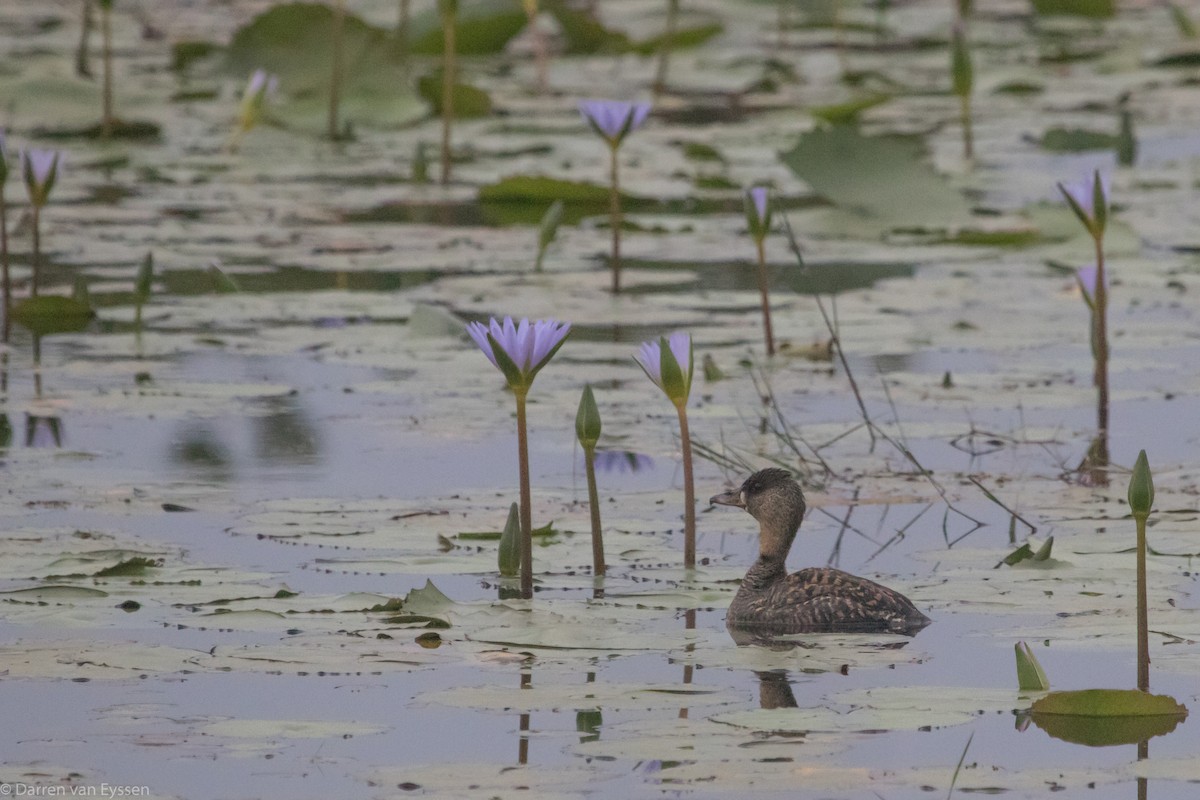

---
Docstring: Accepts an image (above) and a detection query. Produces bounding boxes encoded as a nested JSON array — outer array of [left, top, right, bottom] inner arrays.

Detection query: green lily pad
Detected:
[[405, 0, 527, 55], [1039, 128, 1119, 153], [1031, 0, 1115, 18], [416, 72, 492, 118], [1030, 689, 1187, 746], [810, 94, 891, 126], [628, 23, 724, 56], [11, 295, 96, 335], [780, 125, 971, 233], [225, 3, 426, 130]]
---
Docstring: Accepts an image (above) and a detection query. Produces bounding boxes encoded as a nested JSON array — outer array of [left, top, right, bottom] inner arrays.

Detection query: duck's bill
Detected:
[[709, 488, 745, 508]]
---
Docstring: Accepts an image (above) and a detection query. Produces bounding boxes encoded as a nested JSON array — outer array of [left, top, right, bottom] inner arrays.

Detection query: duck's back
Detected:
[[728, 566, 930, 635]]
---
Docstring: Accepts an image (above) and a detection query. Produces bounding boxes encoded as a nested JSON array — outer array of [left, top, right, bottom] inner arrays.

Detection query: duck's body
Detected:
[[712, 468, 930, 636]]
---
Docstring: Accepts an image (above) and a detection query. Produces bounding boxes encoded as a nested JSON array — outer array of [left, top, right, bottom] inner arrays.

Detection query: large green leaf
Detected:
[[225, 3, 426, 130], [416, 72, 492, 118], [779, 125, 972, 233], [405, 1, 528, 55], [1030, 689, 1187, 746]]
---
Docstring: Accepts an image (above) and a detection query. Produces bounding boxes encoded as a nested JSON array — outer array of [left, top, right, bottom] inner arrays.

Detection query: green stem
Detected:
[[959, 92, 973, 162], [101, 2, 113, 138], [525, 2, 548, 92], [609, 145, 621, 293], [1135, 513, 1149, 692], [755, 238, 775, 356], [675, 401, 696, 569], [583, 446, 605, 575], [515, 389, 533, 598], [653, 0, 680, 97], [329, 0, 345, 141], [440, 6, 457, 185], [1092, 233, 1109, 448], [1, 188, 10, 343], [31, 204, 41, 298]]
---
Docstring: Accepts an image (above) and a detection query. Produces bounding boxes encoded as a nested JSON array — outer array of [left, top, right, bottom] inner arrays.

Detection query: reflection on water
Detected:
[[24, 413, 63, 448], [252, 396, 320, 465], [171, 423, 233, 482], [592, 450, 654, 474], [755, 670, 799, 710], [622, 259, 914, 297]]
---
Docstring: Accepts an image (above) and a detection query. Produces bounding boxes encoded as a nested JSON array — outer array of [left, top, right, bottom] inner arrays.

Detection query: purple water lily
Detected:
[[467, 316, 571, 390], [579, 100, 651, 147], [634, 331, 693, 405]]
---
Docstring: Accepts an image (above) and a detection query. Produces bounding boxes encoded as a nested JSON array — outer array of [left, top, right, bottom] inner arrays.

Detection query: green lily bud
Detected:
[[1128, 449, 1154, 519], [576, 384, 601, 450]]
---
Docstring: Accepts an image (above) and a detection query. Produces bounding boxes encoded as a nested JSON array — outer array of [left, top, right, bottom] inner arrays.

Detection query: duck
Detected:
[[710, 468, 930, 636]]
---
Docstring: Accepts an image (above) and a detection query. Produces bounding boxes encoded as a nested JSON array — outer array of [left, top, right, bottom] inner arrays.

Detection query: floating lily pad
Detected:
[[11, 296, 96, 335], [1030, 0, 1115, 18], [1030, 689, 1188, 746]]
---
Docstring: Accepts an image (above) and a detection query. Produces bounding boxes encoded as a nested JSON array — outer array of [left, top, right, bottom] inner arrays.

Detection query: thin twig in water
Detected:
[[781, 213, 877, 449], [864, 503, 934, 564], [967, 476, 1038, 535], [947, 730, 975, 800]]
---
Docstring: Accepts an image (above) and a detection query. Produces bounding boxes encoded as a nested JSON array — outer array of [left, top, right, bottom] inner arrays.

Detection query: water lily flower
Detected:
[[634, 331, 693, 407], [20, 148, 61, 298], [467, 316, 570, 597], [580, 100, 651, 293], [634, 331, 697, 568], [745, 186, 771, 242], [229, 69, 278, 151], [22, 149, 60, 209], [580, 100, 651, 149], [1058, 170, 1109, 240], [1059, 170, 1112, 472], [466, 316, 570, 392]]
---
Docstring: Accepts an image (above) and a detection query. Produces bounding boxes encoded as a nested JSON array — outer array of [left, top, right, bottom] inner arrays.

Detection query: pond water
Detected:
[[3, 0, 1200, 798]]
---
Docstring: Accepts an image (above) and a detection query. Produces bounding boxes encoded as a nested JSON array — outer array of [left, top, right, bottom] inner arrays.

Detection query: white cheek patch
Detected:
[[740, 490, 747, 506]]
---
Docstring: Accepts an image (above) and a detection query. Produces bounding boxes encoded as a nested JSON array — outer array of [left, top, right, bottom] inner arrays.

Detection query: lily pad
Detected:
[[780, 125, 972, 233], [11, 296, 96, 335], [1030, 689, 1188, 746]]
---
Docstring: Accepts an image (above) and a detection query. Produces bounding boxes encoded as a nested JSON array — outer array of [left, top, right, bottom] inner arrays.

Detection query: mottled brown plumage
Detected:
[[711, 468, 930, 636]]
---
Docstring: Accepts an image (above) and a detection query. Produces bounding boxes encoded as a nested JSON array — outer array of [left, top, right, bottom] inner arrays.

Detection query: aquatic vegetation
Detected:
[[534, 199, 563, 272], [133, 251, 153, 331], [98, 0, 115, 137], [229, 68, 277, 152], [579, 99, 651, 293], [950, 17, 973, 161], [1128, 450, 1153, 692], [20, 148, 60, 299], [328, 0, 346, 141], [467, 316, 570, 597], [575, 384, 604, 576], [439, 0, 458, 184], [0, 131, 10, 341], [634, 331, 696, 568], [744, 185, 775, 356], [1058, 170, 1111, 475], [1015, 641, 1050, 692]]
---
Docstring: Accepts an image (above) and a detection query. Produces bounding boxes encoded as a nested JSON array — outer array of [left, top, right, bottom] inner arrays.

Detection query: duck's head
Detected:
[[710, 468, 807, 558]]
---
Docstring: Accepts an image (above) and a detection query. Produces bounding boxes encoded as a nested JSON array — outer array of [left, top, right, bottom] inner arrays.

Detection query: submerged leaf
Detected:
[[11, 296, 95, 335]]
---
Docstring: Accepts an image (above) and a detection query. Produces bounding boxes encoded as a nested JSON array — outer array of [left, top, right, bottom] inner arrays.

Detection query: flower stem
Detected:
[[608, 144, 622, 293], [440, 4, 457, 185], [675, 401, 695, 569], [101, 1, 113, 138], [653, 0, 680, 97], [583, 446, 605, 576], [328, 0, 346, 141], [1093, 233, 1109, 451], [514, 389, 534, 598], [959, 92, 973, 162], [755, 238, 775, 356], [1, 187, 10, 342], [1135, 512, 1149, 691], [31, 204, 41, 298]]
